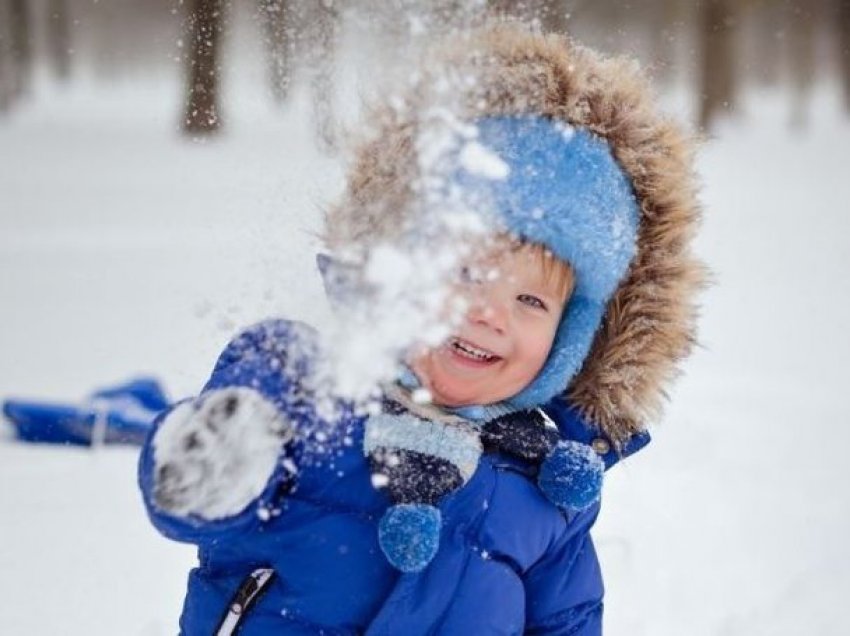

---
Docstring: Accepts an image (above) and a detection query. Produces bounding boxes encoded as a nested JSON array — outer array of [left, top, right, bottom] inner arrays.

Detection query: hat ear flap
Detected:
[[316, 253, 366, 309]]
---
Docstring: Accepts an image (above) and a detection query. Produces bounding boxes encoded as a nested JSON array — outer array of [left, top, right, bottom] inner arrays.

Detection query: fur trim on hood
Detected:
[[324, 23, 705, 447]]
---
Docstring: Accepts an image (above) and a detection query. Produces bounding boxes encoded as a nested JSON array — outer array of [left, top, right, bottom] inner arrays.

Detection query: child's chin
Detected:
[[429, 380, 500, 408]]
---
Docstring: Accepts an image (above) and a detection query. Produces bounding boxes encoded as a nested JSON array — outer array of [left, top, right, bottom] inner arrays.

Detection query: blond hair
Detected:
[[502, 235, 575, 304]]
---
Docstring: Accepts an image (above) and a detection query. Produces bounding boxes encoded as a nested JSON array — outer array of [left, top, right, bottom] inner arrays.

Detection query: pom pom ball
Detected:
[[538, 440, 604, 512], [378, 503, 442, 572]]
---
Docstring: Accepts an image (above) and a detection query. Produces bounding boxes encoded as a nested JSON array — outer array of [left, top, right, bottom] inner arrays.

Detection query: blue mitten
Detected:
[[150, 320, 325, 521]]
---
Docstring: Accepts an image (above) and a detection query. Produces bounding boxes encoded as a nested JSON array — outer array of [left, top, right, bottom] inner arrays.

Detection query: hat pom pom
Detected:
[[538, 440, 604, 512], [378, 503, 442, 572]]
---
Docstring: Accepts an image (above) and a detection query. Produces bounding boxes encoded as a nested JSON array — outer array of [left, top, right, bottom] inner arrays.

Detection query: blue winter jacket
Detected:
[[138, 320, 648, 635]]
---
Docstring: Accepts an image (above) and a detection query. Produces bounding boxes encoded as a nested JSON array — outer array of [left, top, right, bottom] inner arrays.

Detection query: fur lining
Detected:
[[325, 22, 706, 447]]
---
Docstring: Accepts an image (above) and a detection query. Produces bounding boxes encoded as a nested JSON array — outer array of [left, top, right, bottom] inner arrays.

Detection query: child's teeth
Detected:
[[453, 339, 495, 361]]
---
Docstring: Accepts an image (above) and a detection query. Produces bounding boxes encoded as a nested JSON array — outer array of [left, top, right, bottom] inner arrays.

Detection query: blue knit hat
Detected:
[[450, 116, 640, 409]]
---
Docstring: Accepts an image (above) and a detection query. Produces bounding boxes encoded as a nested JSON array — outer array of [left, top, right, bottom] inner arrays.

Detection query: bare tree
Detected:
[[699, 0, 738, 131], [309, 1, 339, 153], [0, 1, 11, 112], [183, 0, 226, 135], [787, 0, 816, 128], [750, 0, 784, 87], [8, 0, 33, 100], [646, 0, 683, 85], [487, 0, 576, 31], [840, 0, 850, 112], [260, 0, 292, 103], [47, 0, 73, 81], [539, 0, 571, 35]]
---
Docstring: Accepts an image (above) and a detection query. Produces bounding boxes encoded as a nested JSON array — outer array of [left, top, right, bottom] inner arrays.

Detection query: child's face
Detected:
[[410, 241, 573, 407]]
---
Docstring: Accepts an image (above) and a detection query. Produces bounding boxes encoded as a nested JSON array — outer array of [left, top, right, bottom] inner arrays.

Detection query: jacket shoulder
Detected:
[[212, 318, 319, 368], [203, 319, 321, 393]]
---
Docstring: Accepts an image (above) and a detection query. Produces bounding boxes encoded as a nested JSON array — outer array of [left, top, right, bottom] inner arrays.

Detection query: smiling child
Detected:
[[138, 23, 703, 635]]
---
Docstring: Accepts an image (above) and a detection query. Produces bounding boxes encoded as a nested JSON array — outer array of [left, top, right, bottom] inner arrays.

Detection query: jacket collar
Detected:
[[542, 397, 650, 471]]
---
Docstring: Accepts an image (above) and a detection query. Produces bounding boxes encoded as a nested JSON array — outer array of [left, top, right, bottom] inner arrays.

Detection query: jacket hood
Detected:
[[324, 23, 705, 447]]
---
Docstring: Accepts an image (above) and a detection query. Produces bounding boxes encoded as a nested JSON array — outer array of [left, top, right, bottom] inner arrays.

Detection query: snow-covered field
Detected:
[[2, 67, 850, 635]]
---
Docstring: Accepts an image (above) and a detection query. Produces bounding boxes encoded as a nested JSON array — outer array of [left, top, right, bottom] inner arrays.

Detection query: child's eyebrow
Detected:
[[534, 271, 574, 303]]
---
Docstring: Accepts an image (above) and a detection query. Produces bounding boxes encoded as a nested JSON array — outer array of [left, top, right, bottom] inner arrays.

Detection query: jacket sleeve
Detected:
[[522, 503, 604, 635], [137, 319, 325, 546]]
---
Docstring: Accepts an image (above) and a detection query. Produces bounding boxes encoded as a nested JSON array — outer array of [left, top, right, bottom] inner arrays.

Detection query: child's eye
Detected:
[[518, 294, 547, 310], [459, 266, 481, 284]]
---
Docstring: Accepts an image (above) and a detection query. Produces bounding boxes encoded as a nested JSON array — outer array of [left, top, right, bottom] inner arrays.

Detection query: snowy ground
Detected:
[[3, 68, 850, 635]]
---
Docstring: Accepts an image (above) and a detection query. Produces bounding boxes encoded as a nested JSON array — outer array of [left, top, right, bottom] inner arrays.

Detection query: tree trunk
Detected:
[[787, 0, 815, 129], [183, 0, 225, 135], [310, 1, 338, 153], [8, 0, 33, 99], [47, 0, 73, 82], [840, 0, 850, 113], [540, 0, 569, 34], [699, 0, 737, 132], [648, 0, 682, 85], [751, 0, 784, 87], [0, 1, 11, 112], [260, 0, 291, 103]]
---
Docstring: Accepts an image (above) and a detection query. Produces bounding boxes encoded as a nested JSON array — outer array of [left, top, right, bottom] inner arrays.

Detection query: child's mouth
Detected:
[[448, 337, 501, 365]]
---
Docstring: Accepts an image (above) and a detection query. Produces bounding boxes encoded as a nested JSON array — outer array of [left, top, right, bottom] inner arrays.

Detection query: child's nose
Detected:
[[466, 291, 509, 334]]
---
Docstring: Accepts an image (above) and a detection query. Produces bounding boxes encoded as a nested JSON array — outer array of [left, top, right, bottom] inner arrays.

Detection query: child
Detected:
[[139, 23, 702, 635]]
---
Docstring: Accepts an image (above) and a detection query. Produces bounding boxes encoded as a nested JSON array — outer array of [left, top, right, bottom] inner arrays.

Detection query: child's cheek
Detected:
[[529, 327, 559, 372]]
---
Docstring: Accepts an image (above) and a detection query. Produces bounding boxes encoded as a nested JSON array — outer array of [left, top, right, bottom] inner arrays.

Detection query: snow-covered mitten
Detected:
[[150, 320, 323, 521], [152, 387, 296, 520], [364, 403, 482, 572], [481, 409, 604, 513]]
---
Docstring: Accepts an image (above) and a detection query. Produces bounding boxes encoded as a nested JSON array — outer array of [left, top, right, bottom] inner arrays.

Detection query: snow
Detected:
[[324, 83, 499, 402], [2, 65, 850, 636], [151, 387, 292, 520], [458, 140, 510, 180]]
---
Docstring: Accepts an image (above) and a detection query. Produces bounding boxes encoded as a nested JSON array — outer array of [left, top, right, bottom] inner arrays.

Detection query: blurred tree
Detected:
[[699, 0, 738, 131], [840, 0, 850, 112], [7, 0, 33, 100], [309, 0, 339, 153], [47, 0, 72, 81], [539, 0, 568, 34], [183, 0, 225, 135], [260, 0, 292, 103], [787, 0, 815, 128], [648, 0, 683, 84], [751, 0, 784, 87], [487, 0, 584, 33], [0, 1, 10, 111]]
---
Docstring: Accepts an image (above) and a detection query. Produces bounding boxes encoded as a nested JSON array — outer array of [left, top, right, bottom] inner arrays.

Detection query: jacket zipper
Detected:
[[214, 567, 276, 636]]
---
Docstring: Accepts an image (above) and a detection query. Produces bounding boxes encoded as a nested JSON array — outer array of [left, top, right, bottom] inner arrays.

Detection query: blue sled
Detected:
[[2, 377, 169, 446]]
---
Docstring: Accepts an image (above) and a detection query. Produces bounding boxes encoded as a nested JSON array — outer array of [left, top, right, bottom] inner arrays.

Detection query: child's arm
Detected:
[[522, 504, 604, 635], [137, 319, 323, 545]]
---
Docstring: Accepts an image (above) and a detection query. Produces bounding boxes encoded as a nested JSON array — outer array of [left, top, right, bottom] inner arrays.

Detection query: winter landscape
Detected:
[[2, 2, 850, 634]]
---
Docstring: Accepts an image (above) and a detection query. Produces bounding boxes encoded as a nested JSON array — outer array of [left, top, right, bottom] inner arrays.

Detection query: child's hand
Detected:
[[151, 386, 294, 520]]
